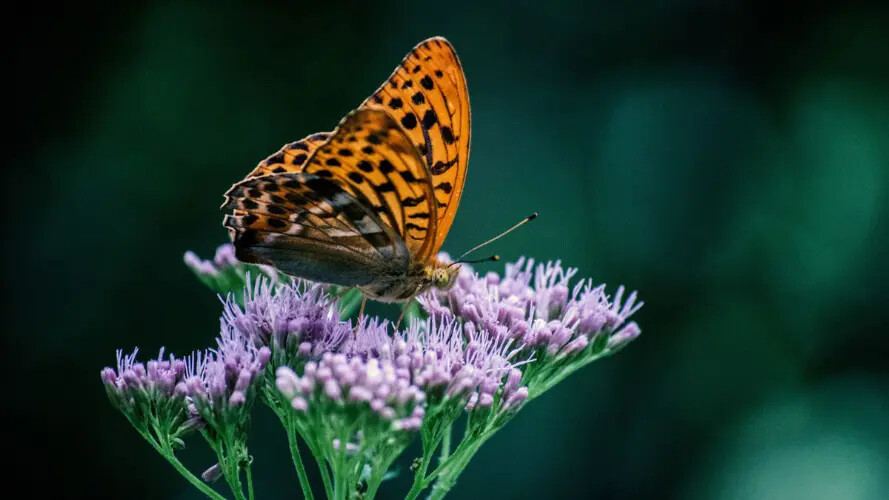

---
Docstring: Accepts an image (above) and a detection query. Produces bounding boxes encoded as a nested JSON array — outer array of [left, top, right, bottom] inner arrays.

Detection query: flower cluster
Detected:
[[421, 257, 643, 360], [101, 348, 204, 453], [102, 348, 188, 417], [102, 247, 643, 500], [184, 243, 278, 296], [180, 328, 271, 430], [183, 244, 239, 276], [222, 277, 351, 361], [374, 317, 528, 412], [277, 353, 426, 432]]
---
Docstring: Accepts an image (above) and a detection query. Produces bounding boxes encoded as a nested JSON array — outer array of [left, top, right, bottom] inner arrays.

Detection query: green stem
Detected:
[[216, 439, 246, 500], [284, 417, 315, 500], [164, 450, 228, 500], [439, 423, 452, 463], [137, 429, 227, 500], [428, 439, 485, 500], [332, 428, 348, 500], [406, 429, 444, 500], [423, 422, 503, 499], [312, 447, 333, 499], [245, 461, 255, 500]]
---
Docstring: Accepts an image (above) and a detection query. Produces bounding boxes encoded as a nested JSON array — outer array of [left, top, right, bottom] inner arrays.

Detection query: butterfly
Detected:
[[221, 37, 471, 303]]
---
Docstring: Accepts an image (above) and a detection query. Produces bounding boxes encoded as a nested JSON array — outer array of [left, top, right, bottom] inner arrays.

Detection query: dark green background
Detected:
[[6, 1, 889, 498]]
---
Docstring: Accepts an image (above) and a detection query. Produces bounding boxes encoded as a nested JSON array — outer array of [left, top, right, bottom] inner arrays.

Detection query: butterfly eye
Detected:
[[432, 269, 451, 289]]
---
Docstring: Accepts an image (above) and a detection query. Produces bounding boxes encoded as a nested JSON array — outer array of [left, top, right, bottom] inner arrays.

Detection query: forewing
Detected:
[[300, 108, 438, 259], [362, 36, 470, 259]]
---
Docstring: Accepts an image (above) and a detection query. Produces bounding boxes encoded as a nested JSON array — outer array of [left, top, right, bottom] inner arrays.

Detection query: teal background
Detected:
[[5, 1, 889, 498]]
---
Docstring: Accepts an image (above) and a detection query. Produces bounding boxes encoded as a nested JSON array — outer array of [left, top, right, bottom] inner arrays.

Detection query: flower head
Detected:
[[276, 352, 425, 432], [102, 348, 187, 409], [222, 277, 351, 360], [101, 348, 199, 438], [421, 256, 643, 360], [179, 326, 270, 428], [184, 244, 278, 295]]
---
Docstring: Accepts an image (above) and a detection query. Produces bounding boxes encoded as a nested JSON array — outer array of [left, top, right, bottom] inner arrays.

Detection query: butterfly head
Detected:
[[430, 264, 460, 290]]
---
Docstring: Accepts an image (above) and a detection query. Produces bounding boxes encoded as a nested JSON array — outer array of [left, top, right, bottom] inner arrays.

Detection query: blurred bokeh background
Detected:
[[5, 1, 888, 498]]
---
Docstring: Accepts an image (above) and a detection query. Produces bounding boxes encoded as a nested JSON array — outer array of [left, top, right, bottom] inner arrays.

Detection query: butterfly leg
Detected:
[[394, 299, 414, 330], [358, 296, 367, 321], [353, 296, 368, 337]]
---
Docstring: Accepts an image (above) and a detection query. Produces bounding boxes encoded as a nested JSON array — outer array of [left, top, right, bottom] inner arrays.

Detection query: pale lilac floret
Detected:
[[275, 351, 426, 431]]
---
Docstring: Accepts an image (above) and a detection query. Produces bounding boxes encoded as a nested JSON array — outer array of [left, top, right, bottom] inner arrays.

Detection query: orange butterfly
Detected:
[[222, 37, 471, 303]]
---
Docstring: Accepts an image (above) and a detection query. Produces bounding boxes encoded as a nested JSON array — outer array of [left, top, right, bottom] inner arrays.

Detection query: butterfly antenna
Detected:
[[454, 212, 538, 263], [455, 254, 500, 265]]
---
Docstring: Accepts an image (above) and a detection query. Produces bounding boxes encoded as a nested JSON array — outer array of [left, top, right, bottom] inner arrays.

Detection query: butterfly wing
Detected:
[[299, 107, 439, 260], [362, 37, 470, 260], [222, 171, 409, 286], [243, 132, 332, 178]]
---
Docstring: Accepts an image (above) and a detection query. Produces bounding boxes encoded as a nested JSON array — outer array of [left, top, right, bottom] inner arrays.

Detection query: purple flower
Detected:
[[276, 352, 426, 432], [184, 244, 278, 288], [178, 324, 270, 425], [420, 256, 643, 360], [183, 251, 219, 276], [349, 316, 530, 412], [222, 276, 351, 358], [102, 347, 187, 409]]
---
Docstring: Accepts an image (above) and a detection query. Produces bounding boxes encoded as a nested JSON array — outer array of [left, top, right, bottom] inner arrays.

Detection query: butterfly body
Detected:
[[223, 37, 469, 303], [358, 259, 459, 303]]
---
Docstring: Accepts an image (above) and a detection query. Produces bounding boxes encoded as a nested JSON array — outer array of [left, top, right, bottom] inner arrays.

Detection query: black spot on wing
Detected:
[[431, 158, 457, 175], [401, 195, 425, 207], [401, 113, 417, 130], [440, 126, 455, 144], [378, 159, 395, 174], [422, 109, 437, 129]]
